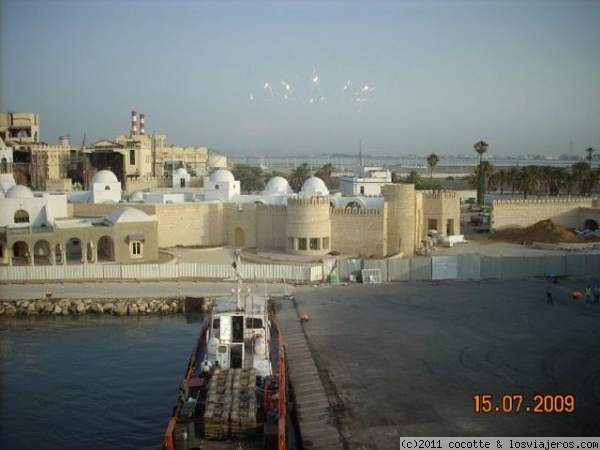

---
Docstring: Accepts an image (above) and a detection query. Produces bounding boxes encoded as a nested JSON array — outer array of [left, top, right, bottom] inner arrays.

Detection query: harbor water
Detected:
[[0, 314, 201, 450]]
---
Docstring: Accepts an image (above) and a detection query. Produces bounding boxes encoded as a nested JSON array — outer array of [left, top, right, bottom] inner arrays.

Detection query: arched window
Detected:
[[105, 185, 110, 190], [215, 184, 220, 190], [14, 209, 30, 224], [1, 157, 8, 173]]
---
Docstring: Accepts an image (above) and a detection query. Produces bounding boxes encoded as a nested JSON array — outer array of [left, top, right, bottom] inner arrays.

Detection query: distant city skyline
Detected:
[[1, 1, 599, 157]]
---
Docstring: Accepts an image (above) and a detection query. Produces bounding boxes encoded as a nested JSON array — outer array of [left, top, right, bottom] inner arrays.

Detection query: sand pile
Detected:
[[489, 219, 599, 244]]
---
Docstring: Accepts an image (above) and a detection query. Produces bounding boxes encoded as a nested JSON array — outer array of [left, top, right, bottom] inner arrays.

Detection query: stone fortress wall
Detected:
[[70, 184, 463, 259], [491, 198, 597, 230]]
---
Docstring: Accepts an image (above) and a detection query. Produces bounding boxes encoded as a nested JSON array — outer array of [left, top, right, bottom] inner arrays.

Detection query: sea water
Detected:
[[0, 314, 201, 450]]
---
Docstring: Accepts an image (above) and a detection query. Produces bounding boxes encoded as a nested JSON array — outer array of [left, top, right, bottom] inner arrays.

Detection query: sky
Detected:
[[1, 0, 599, 157]]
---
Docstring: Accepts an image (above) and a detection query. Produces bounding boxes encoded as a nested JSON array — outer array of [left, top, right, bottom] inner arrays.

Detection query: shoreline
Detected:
[[0, 297, 185, 317]]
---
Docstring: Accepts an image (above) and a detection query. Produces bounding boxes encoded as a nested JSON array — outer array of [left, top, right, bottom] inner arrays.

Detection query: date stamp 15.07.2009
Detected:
[[472, 394, 575, 414]]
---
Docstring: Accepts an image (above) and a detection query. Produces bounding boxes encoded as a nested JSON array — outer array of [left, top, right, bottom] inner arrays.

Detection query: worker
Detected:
[[584, 285, 592, 304], [546, 282, 554, 305]]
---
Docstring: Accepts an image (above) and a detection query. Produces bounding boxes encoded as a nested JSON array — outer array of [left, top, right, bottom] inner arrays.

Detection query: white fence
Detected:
[[0, 262, 324, 284], [2, 252, 599, 284]]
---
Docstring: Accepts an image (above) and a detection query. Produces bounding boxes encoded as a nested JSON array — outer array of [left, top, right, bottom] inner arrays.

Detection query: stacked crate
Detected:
[[203, 368, 258, 439], [203, 369, 230, 439], [230, 369, 258, 438]]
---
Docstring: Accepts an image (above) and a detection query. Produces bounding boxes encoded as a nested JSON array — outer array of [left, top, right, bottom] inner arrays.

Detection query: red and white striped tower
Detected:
[[139, 113, 146, 135], [131, 110, 138, 136]]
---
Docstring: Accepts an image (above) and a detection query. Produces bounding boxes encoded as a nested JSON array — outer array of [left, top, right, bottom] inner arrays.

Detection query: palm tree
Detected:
[[405, 170, 422, 185], [585, 147, 596, 164], [545, 166, 568, 196], [288, 163, 311, 192], [507, 166, 519, 196], [315, 163, 334, 189], [473, 140, 489, 205], [426, 153, 439, 181], [488, 169, 507, 195], [518, 166, 538, 199], [479, 161, 495, 198], [571, 161, 591, 196]]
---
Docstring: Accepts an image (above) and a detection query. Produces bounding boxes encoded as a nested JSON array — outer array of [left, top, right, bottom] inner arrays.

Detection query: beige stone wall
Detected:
[[113, 221, 159, 263], [256, 204, 287, 250], [331, 207, 386, 258], [154, 203, 226, 248], [73, 203, 157, 219], [491, 198, 595, 230], [383, 184, 415, 257], [421, 190, 461, 237], [225, 203, 258, 248]]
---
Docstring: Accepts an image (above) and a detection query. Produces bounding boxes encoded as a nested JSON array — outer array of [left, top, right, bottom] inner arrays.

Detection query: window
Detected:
[[298, 238, 307, 250], [129, 149, 136, 165], [131, 241, 142, 255], [310, 238, 319, 250], [14, 209, 29, 224], [105, 185, 110, 190], [246, 318, 263, 329], [360, 186, 365, 195]]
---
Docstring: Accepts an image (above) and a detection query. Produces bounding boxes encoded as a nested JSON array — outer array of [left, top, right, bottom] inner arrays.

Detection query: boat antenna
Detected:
[[233, 249, 243, 310]]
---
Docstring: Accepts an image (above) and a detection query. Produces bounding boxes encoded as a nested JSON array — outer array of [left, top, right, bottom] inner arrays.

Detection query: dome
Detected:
[[210, 169, 235, 183], [174, 167, 188, 175], [6, 184, 34, 199], [264, 176, 292, 195], [92, 170, 118, 184], [301, 176, 329, 196], [106, 207, 153, 224]]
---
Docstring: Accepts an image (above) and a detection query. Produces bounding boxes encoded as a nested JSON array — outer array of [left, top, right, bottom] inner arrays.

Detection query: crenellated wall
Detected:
[[421, 190, 461, 237], [286, 196, 331, 256], [331, 206, 386, 258], [491, 198, 595, 230]]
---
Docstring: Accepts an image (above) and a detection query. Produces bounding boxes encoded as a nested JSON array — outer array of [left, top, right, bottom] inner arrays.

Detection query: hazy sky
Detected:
[[1, 1, 599, 157]]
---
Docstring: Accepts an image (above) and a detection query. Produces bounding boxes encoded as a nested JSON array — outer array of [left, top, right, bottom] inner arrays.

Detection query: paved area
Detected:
[[5, 243, 600, 449], [275, 278, 600, 449]]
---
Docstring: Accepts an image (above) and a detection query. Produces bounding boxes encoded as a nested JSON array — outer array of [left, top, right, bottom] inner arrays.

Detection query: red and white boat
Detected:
[[163, 280, 287, 450]]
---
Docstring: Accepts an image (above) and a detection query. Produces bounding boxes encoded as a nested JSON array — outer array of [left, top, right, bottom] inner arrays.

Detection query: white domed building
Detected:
[[0, 158, 158, 265], [172, 167, 191, 188], [90, 169, 122, 203], [299, 176, 329, 197], [204, 169, 240, 202], [264, 176, 293, 196]]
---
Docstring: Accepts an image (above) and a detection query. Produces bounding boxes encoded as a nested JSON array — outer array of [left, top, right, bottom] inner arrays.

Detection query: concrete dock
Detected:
[[276, 278, 600, 449]]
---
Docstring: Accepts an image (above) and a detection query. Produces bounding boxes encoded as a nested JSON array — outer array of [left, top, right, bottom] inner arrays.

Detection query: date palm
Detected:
[[518, 166, 538, 199], [426, 153, 439, 181], [288, 163, 311, 193], [473, 141, 489, 205], [585, 147, 596, 164], [315, 163, 334, 189]]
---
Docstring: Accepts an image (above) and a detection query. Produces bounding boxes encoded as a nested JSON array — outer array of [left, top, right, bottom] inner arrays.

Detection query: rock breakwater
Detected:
[[0, 298, 184, 317]]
